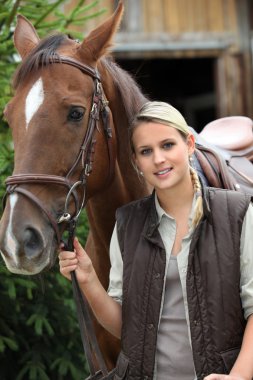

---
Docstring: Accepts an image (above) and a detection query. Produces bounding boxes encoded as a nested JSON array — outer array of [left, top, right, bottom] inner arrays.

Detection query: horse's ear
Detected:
[[14, 14, 40, 59], [78, 1, 124, 63]]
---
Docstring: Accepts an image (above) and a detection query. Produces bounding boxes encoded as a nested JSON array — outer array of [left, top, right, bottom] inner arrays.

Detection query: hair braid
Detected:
[[190, 166, 203, 227]]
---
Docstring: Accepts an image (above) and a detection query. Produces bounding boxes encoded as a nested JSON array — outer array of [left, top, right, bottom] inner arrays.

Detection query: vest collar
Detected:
[[142, 191, 164, 247]]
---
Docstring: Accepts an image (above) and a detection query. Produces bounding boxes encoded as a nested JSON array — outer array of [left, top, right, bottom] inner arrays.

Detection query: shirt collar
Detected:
[[154, 192, 197, 230]]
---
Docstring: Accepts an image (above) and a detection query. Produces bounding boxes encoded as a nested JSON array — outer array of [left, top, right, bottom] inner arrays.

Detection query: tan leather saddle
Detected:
[[193, 116, 253, 195], [199, 116, 253, 161]]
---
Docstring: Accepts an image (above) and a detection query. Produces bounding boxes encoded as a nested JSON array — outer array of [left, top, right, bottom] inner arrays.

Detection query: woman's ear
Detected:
[[187, 133, 195, 155], [132, 153, 138, 172]]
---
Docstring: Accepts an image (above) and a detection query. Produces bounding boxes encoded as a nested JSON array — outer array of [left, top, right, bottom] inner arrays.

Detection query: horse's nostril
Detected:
[[23, 228, 43, 259]]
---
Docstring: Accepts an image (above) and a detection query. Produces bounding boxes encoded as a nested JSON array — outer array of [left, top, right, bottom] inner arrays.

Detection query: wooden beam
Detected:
[[215, 52, 244, 116], [235, 0, 253, 117]]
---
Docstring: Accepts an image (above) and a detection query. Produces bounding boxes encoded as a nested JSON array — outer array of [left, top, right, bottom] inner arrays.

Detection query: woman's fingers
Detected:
[[58, 250, 76, 260], [58, 238, 93, 283], [58, 248, 78, 281], [60, 257, 78, 268], [60, 265, 77, 280], [73, 237, 86, 258]]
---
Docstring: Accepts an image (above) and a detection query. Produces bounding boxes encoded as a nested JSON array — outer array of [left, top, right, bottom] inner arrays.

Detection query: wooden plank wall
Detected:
[[142, 0, 237, 34], [64, 0, 253, 118], [65, 0, 238, 35]]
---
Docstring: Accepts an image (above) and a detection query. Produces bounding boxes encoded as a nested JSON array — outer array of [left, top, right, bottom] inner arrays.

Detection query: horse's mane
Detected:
[[101, 57, 148, 123], [13, 32, 148, 123], [13, 33, 69, 89]]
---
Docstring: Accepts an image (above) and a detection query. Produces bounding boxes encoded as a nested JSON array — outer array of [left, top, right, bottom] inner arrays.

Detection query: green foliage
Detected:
[[0, 264, 90, 380], [0, 0, 106, 118], [0, 0, 106, 379]]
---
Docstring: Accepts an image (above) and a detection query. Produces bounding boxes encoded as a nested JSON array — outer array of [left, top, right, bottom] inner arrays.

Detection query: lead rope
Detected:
[[64, 78, 112, 378], [65, 224, 109, 378]]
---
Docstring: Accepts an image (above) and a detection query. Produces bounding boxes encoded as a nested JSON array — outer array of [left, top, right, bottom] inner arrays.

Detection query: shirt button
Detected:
[[194, 320, 199, 325], [147, 323, 154, 330]]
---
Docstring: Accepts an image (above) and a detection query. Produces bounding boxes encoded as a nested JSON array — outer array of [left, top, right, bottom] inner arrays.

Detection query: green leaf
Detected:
[[0, 338, 5, 353], [34, 0, 67, 27], [7, 281, 16, 299], [42, 318, 54, 336], [0, 336, 18, 352], [35, 317, 43, 335], [2, 336, 19, 351]]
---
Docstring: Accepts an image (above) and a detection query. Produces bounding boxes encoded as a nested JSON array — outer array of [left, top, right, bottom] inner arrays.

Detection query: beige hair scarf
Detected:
[[136, 101, 189, 136]]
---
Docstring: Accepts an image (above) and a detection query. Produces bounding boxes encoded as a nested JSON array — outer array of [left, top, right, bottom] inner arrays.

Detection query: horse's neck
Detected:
[[99, 60, 149, 197], [85, 61, 149, 282], [86, 161, 148, 287], [86, 160, 147, 244]]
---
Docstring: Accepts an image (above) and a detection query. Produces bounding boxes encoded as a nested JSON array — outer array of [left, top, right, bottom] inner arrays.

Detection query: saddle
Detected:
[[192, 116, 253, 196], [199, 116, 253, 153]]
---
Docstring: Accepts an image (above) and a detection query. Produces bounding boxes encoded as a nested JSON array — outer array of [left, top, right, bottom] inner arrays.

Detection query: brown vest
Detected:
[[113, 188, 252, 380]]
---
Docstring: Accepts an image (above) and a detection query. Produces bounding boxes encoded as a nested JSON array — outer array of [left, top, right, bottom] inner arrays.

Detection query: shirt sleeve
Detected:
[[240, 202, 253, 319], [107, 222, 123, 304]]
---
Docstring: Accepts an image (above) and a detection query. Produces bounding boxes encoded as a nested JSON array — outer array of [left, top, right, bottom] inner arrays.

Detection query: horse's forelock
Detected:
[[13, 33, 69, 89], [101, 57, 148, 124]]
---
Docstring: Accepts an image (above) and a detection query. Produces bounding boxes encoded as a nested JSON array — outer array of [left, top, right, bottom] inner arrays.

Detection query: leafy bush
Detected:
[[0, 1, 106, 379]]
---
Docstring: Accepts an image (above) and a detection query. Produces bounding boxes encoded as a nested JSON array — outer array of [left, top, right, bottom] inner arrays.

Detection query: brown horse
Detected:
[[2, 1, 253, 373], [0, 2, 149, 368]]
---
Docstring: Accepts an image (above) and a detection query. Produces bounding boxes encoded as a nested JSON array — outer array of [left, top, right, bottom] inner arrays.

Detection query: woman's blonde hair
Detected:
[[130, 101, 203, 227]]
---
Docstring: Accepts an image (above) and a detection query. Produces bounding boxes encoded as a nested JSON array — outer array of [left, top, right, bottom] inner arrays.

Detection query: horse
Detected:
[[0, 2, 149, 369], [1, 0, 253, 373]]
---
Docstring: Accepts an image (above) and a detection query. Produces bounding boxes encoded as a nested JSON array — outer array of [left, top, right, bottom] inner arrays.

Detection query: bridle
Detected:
[[4, 56, 117, 377], [5, 55, 115, 245]]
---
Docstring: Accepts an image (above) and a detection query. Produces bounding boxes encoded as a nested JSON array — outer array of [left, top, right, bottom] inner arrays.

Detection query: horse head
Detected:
[[0, 3, 126, 275]]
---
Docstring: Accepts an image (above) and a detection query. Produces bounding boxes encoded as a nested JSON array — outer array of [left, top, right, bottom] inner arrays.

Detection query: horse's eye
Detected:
[[68, 107, 85, 122]]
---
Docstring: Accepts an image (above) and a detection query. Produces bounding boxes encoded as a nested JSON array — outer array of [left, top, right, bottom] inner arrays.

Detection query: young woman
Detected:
[[59, 102, 253, 380]]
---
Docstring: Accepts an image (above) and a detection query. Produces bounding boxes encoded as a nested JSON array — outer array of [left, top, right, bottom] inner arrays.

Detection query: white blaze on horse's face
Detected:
[[1, 193, 49, 275], [4, 194, 18, 266], [25, 77, 44, 130]]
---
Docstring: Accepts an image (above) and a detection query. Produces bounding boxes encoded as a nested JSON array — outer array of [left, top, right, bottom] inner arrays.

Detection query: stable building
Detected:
[[70, 0, 253, 131]]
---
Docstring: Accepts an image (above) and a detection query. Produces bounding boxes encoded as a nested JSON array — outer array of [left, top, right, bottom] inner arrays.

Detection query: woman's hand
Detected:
[[59, 237, 122, 338], [59, 237, 95, 285]]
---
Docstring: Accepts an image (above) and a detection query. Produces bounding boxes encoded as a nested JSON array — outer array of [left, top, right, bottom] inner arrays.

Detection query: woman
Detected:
[[59, 101, 253, 380]]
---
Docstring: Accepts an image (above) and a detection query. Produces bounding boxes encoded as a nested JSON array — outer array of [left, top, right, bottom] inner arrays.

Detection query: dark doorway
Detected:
[[115, 57, 216, 133]]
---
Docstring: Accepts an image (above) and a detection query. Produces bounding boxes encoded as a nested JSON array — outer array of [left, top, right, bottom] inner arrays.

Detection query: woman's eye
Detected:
[[163, 142, 174, 149], [140, 148, 152, 155], [68, 107, 85, 122]]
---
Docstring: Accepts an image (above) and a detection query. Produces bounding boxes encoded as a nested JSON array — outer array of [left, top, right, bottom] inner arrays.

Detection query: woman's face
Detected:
[[132, 121, 195, 193]]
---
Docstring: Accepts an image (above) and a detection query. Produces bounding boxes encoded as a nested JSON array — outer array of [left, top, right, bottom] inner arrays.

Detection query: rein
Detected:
[[4, 56, 115, 377]]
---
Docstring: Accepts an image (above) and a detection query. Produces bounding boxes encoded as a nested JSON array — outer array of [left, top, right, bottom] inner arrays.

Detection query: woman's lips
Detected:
[[154, 168, 172, 176]]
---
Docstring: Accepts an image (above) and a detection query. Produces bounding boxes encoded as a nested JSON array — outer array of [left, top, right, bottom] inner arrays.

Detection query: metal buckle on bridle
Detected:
[[85, 163, 92, 176], [58, 180, 86, 224]]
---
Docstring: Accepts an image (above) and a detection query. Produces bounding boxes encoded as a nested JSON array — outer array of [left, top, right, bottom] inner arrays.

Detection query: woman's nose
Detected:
[[153, 149, 165, 164]]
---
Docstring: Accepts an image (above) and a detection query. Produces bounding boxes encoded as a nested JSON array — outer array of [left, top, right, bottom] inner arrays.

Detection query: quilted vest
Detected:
[[113, 188, 252, 380]]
